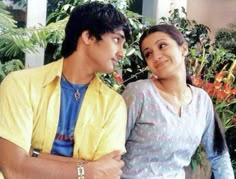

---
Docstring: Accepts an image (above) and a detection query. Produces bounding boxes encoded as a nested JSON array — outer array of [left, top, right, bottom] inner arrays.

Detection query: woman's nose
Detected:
[[153, 51, 162, 61]]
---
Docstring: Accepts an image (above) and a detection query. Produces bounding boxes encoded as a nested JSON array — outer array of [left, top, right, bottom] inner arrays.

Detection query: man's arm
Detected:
[[29, 147, 78, 162], [0, 138, 124, 179], [91, 96, 127, 160]]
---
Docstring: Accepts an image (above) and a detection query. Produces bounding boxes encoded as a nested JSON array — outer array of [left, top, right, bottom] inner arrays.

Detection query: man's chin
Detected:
[[100, 69, 113, 74]]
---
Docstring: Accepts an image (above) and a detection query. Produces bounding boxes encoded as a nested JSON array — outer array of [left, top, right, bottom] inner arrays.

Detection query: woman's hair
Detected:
[[61, 1, 131, 58], [139, 24, 226, 154]]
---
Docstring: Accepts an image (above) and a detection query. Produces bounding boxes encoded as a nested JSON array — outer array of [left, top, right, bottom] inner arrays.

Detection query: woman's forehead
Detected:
[[141, 32, 172, 49]]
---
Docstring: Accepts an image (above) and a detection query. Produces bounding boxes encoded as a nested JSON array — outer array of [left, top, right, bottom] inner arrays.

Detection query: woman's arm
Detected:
[[201, 97, 234, 179]]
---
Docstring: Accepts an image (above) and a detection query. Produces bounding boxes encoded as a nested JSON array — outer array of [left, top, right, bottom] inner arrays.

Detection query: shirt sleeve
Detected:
[[0, 72, 33, 152], [93, 95, 127, 160], [201, 96, 234, 179]]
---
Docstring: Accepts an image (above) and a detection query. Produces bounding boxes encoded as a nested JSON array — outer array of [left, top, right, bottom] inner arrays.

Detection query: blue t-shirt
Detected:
[[51, 77, 88, 157]]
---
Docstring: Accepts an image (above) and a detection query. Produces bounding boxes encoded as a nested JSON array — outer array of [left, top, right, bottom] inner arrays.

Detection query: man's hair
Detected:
[[61, 1, 131, 58]]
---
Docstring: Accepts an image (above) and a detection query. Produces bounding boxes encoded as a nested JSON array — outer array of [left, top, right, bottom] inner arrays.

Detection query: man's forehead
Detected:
[[113, 29, 125, 38]]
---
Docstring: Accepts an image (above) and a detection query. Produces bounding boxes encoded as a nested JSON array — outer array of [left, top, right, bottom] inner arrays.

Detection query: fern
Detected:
[[0, 17, 67, 58], [0, 1, 17, 31], [0, 59, 24, 83]]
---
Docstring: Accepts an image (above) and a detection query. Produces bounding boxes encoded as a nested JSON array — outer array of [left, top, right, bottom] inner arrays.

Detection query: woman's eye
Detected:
[[144, 52, 151, 58], [159, 44, 167, 49]]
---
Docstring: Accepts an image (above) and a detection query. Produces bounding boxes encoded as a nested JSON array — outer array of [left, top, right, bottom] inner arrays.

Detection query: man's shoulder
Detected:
[[100, 81, 122, 96], [93, 77, 123, 100]]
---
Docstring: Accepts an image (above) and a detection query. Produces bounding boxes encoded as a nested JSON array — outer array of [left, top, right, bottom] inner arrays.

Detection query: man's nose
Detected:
[[117, 48, 125, 60]]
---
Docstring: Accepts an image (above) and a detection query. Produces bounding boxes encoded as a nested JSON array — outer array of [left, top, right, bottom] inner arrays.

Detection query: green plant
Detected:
[[0, 1, 66, 64], [191, 59, 236, 130], [160, 7, 211, 50], [11, 0, 27, 7], [190, 145, 207, 171], [232, 160, 236, 177], [0, 59, 24, 83], [47, 0, 135, 24], [215, 25, 236, 54], [0, 2, 17, 31]]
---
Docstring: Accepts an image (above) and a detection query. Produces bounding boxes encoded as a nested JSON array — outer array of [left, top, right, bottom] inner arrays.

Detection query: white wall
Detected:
[[25, 0, 47, 68], [187, 0, 236, 39], [142, 0, 236, 40], [142, 0, 187, 24]]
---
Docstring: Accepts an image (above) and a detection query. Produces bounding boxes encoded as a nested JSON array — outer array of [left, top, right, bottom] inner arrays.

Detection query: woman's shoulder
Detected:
[[190, 85, 212, 102], [122, 79, 152, 104], [126, 79, 152, 88], [124, 79, 153, 92]]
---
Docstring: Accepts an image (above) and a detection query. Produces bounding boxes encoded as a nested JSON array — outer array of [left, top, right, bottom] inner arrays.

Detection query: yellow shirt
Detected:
[[0, 59, 127, 178]]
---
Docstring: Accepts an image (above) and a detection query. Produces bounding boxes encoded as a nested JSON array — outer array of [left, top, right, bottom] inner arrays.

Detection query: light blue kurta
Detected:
[[121, 79, 234, 179]]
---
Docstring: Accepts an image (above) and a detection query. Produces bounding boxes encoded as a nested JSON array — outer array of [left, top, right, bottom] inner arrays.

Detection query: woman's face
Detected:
[[141, 31, 188, 79]]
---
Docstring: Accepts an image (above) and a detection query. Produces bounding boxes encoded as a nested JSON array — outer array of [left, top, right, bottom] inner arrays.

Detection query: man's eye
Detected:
[[114, 38, 119, 43]]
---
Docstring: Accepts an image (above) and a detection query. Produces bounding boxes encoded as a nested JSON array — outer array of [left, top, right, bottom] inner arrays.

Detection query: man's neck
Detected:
[[62, 55, 95, 84]]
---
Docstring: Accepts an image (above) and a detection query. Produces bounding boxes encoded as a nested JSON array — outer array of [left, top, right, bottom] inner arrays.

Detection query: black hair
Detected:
[[61, 1, 131, 58], [139, 24, 226, 155]]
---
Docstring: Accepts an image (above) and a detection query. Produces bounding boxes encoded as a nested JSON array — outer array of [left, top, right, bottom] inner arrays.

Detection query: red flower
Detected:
[[214, 81, 223, 90], [191, 76, 203, 87], [232, 116, 236, 122], [223, 83, 231, 95], [231, 88, 236, 95], [203, 82, 214, 96], [215, 73, 224, 82], [113, 71, 123, 84], [215, 89, 227, 101]]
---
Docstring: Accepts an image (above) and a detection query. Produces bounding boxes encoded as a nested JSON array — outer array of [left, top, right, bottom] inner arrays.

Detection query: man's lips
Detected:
[[112, 58, 118, 65]]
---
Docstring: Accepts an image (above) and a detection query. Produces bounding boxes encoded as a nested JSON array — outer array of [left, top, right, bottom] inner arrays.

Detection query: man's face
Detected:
[[87, 29, 126, 73]]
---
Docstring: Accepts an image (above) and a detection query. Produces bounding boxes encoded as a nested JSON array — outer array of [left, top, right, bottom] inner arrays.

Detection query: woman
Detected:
[[121, 24, 234, 179]]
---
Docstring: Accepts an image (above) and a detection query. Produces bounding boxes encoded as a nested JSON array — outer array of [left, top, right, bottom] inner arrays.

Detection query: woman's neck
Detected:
[[157, 75, 188, 98], [153, 77, 192, 116]]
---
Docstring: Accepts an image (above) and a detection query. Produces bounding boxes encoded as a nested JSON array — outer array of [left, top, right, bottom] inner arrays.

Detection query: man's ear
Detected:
[[182, 42, 188, 56], [81, 30, 95, 45]]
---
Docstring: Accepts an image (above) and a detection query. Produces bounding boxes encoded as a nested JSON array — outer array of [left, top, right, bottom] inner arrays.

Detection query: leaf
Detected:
[[126, 48, 135, 56], [126, 68, 132, 72], [215, 100, 228, 111], [190, 160, 198, 171]]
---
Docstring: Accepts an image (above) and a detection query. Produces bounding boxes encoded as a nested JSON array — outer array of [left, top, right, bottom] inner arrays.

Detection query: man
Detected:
[[0, 1, 131, 178]]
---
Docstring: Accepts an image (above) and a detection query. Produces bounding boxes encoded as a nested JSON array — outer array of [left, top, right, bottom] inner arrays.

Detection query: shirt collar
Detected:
[[42, 59, 105, 94], [42, 59, 63, 87]]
